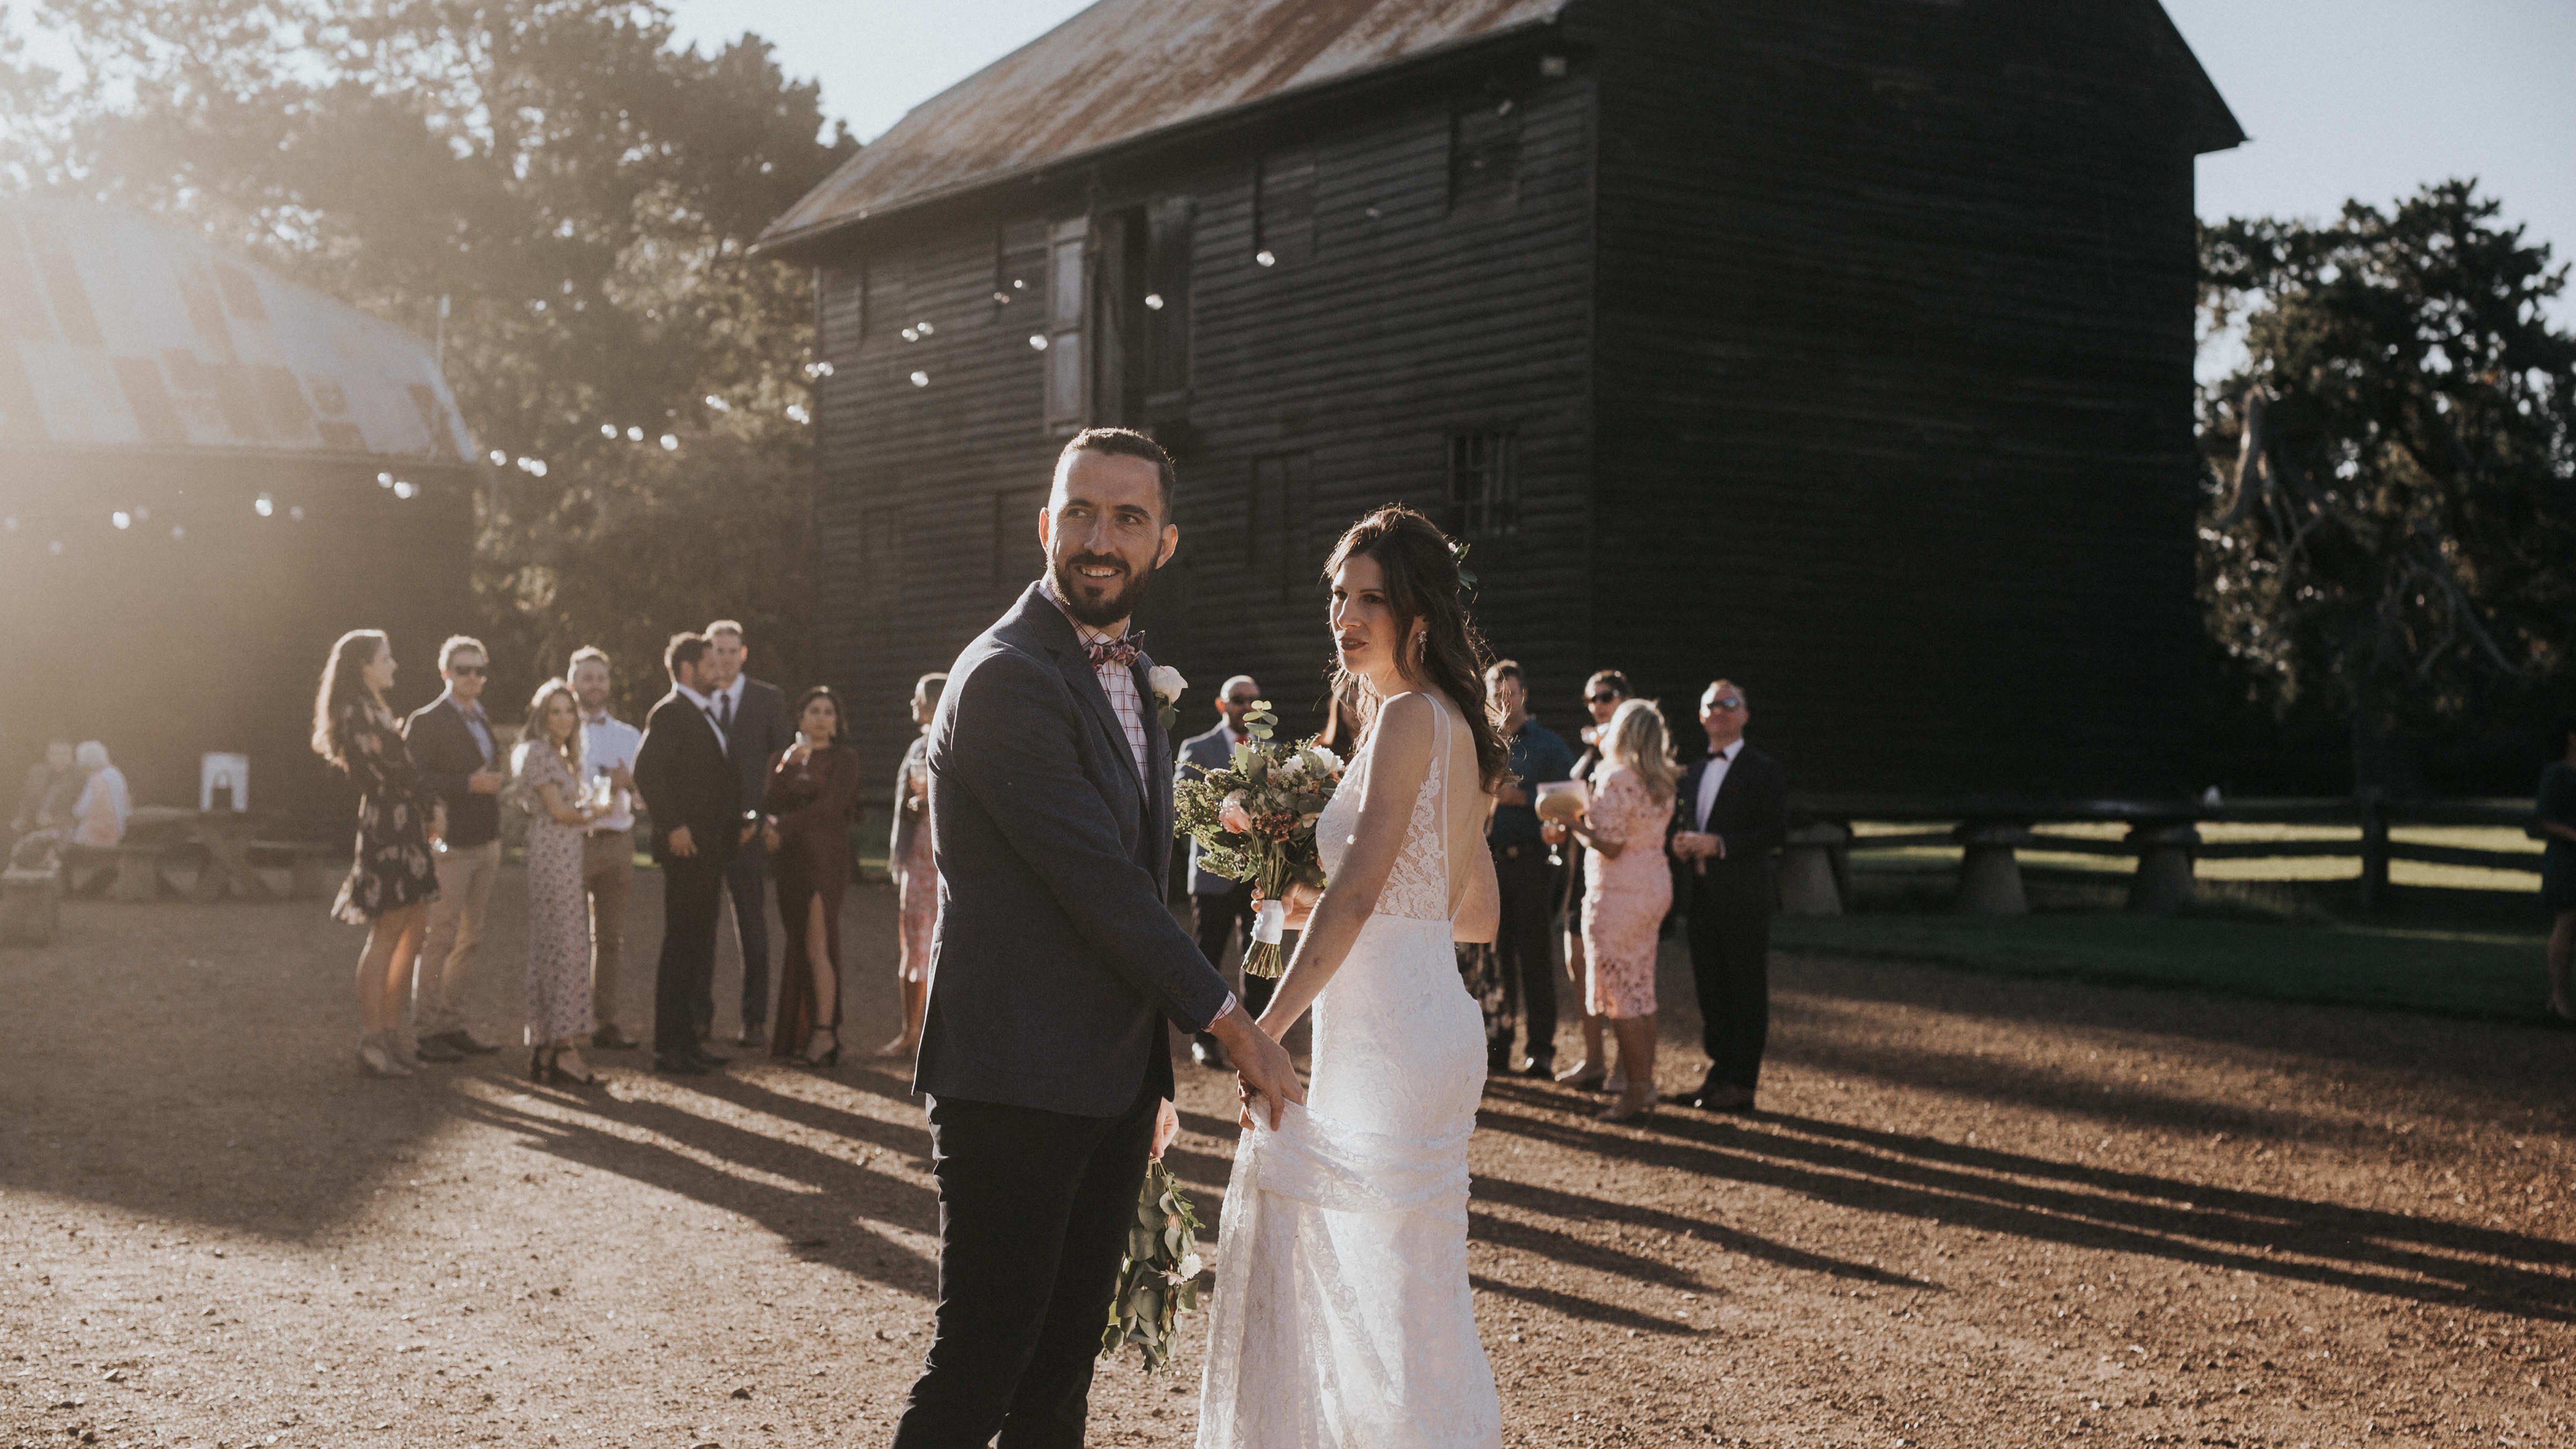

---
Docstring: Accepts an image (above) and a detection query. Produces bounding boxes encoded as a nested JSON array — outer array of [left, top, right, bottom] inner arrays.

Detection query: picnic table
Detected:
[[87, 807, 341, 904]]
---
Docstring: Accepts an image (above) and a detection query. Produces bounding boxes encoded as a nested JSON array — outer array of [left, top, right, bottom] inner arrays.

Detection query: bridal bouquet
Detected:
[[1171, 702, 1344, 978], [1099, 1158, 1206, 1373]]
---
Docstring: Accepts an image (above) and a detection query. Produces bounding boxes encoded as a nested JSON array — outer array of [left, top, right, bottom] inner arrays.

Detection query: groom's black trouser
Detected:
[[652, 851, 729, 1056], [893, 1078, 1158, 1449]]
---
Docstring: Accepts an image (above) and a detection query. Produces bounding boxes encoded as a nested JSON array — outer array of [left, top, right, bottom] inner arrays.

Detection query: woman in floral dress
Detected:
[[311, 630, 442, 1079], [514, 678, 602, 1085], [880, 672, 944, 1059], [1559, 698, 1677, 1122]]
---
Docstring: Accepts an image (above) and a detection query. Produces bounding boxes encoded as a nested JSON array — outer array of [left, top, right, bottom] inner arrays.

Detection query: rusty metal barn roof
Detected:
[[0, 200, 475, 464], [757, 0, 1570, 255]]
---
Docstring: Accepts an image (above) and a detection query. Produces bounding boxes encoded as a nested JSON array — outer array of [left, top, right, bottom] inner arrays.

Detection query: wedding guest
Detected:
[[513, 678, 603, 1086], [69, 741, 130, 847], [1546, 670, 1632, 1089], [1667, 679, 1788, 1112], [1483, 658, 1576, 1077], [1177, 673, 1269, 1069], [633, 632, 741, 1075], [1555, 699, 1677, 1122], [569, 647, 643, 1050], [701, 620, 794, 1046], [883, 671, 946, 1059], [766, 685, 862, 1066], [2537, 712, 2576, 1024], [404, 635, 508, 1063], [10, 739, 79, 845], [311, 630, 442, 1079]]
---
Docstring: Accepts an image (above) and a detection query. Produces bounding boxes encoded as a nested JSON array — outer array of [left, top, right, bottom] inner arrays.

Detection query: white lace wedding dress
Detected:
[[1197, 696, 1503, 1448]]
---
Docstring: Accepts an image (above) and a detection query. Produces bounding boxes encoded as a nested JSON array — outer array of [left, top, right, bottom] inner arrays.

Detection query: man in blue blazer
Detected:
[[894, 429, 1301, 1449], [1175, 672, 1269, 1069]]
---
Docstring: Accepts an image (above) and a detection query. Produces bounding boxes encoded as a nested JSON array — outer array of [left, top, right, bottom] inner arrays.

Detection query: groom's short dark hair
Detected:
[[1058, 427, 1175, 521]]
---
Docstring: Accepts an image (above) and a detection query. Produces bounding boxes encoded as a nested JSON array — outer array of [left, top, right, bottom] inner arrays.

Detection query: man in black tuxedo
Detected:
[[632, 632, 745, 1075], [893, 428, 1301, 1449], [699, 619, 795, 1046], [1667, 679, 1788, 1113]]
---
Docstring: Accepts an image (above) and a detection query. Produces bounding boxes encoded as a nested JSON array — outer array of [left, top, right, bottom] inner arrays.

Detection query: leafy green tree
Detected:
[[16, 0, 854, 714], [2198, 180, 2576, 790]]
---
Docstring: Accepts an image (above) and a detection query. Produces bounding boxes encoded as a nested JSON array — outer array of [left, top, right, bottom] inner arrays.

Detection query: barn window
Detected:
[[1256, 150, 1315, 266], [1248, 452, 1310, 597], [1143, 195, 1195, 404], [1044, 218, 1087, 431], [1450, 101, 1521, 218], [1446, 430, 1517, 538], [994, 221, 1046, 312]]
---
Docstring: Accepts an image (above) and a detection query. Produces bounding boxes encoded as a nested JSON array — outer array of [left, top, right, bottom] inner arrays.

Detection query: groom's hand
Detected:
[[1151, 1097, 1180, 1160], [1208, 1004, 1303, 1129]]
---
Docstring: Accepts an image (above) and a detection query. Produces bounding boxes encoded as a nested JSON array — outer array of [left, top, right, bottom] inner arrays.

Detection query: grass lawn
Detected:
[[1771, 910, 2563, 1024]]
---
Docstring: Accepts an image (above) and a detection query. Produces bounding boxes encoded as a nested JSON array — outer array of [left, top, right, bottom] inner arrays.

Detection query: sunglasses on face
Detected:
[[1587, 692, 1623, 705], [450, 664, 487, 677], [1707, 697, 1743, 711]]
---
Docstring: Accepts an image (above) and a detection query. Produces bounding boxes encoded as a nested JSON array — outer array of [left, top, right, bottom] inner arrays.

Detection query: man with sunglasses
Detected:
[[1176, 674, 1271, 1069], [404, 635, 511, 1063], [1667, 679, 1787, 1112]]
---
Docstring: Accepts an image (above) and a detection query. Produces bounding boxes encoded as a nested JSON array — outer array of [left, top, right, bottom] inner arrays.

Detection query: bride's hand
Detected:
[[1254, 880, 1321, 931]]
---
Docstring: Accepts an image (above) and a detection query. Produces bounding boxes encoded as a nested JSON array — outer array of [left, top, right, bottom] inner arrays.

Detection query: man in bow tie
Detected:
[[404, 635, 510, 1064], [1177, 674, 1270, 1068], [893, 428, 1302, 1448]]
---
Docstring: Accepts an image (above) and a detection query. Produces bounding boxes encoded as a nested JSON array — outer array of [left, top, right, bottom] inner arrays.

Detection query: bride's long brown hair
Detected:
[[1322, 506, 1512, 793]]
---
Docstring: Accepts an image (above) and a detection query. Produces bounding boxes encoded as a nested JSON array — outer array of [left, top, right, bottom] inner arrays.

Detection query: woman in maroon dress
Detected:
[[764, 686, 861, 1066]]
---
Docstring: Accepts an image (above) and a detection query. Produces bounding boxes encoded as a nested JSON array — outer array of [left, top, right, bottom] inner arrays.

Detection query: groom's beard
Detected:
[[1049, 550, 1155, 628]]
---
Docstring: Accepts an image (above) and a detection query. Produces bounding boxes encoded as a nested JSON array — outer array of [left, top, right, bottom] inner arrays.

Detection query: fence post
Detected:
[[2357, 789, 2393, 912], [2125, 821, 2198, 916], [1779, 821, 1849, 915], [1955, 822, 2030, 914]]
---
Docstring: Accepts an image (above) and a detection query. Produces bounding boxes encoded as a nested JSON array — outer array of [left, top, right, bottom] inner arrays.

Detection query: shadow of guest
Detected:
[[766, 685, 861, 1067]]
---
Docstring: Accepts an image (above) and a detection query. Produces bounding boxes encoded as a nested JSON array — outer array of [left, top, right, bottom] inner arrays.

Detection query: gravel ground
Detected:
[[3, 866, 2570, 1448]]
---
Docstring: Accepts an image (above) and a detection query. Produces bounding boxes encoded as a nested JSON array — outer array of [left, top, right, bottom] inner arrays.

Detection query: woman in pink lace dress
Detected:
[[881, 672, 945, 1059], [1560, 698, 1677, 1122]]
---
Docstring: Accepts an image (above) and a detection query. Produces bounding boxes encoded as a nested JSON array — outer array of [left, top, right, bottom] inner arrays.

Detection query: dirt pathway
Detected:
[[3, 868, 2570, 1447]]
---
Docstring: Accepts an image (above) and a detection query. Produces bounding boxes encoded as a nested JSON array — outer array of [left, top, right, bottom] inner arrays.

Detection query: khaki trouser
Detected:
[[414, 838, 500, 1038], [583, 830, 634, 1032]]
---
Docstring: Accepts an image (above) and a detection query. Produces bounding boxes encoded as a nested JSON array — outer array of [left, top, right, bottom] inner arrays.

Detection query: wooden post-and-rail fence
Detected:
[[1775, 796, 2545, 917]]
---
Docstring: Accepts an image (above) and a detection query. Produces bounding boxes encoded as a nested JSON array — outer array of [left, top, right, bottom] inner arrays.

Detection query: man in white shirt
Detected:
[[569, 646, 643, 1050]]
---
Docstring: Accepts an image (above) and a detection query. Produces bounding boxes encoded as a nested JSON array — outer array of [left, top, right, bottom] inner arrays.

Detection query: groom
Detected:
[[894, 427, 1304, 1449]]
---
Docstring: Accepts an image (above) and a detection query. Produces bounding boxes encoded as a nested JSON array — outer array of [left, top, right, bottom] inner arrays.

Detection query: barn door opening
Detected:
[[1088, 206, 1148, 429]]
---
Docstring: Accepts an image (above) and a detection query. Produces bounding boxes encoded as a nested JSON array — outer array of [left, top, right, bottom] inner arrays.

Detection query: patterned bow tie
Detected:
[[1085, 632, 1143, 670]]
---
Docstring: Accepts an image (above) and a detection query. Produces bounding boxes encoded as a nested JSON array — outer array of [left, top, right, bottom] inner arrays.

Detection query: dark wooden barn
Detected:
[[1, 201, 479, 827], [753, 0, 2242, 806]]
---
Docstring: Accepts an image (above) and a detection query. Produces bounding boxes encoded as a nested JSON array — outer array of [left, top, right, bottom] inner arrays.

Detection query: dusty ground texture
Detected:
[[3, 867, 2571, 1448]]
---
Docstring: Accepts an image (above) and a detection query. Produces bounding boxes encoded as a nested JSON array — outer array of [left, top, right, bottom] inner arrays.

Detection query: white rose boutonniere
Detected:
[[1147, 664, 1187, 733]]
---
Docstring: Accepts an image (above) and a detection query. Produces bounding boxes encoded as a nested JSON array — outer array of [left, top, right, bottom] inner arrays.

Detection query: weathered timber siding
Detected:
[[809, 65, 1596, 793], [1574, 0, 2206, 798]]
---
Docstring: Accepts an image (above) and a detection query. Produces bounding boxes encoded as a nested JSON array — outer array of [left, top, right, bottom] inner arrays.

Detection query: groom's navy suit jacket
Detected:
[[916, 583, 1233, 1117]]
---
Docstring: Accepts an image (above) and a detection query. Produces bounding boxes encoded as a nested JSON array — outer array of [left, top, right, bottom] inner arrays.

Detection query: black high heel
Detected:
[[802, 1028, 841, 1069], [528, 1047, 551, 1083]]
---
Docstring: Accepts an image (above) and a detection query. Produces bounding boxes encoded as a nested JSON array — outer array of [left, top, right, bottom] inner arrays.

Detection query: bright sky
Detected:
[[667, 0, 2574, 310]]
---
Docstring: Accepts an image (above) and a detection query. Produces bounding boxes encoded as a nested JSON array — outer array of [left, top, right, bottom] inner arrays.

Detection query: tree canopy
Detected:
[[2197, 180, 2576, 787], [9, 0, 855, 715]]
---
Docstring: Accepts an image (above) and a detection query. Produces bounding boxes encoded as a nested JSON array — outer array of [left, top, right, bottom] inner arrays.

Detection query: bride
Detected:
[[1198, 505, 1510, 1448]]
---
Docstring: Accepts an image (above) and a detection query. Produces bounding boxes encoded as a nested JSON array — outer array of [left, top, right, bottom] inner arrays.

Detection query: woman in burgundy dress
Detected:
[[764, 686, 861, 1066]]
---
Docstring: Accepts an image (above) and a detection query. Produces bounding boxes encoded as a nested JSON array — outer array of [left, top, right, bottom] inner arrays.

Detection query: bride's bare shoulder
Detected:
[[1362, 692, 1440, 765]]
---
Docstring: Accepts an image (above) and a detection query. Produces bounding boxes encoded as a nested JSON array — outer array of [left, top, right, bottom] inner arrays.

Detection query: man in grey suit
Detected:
[[893, 428, 1301, 1449], [1176, 673, 1269, 1069]]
